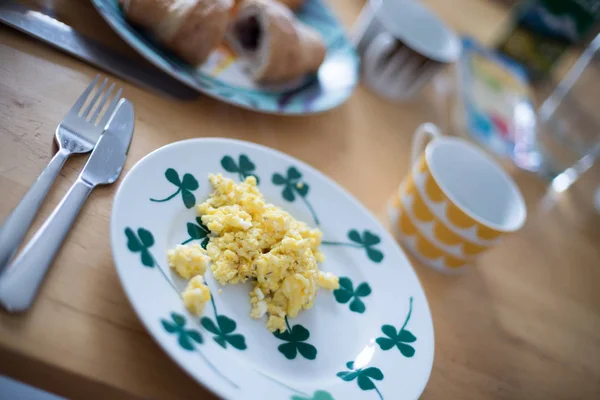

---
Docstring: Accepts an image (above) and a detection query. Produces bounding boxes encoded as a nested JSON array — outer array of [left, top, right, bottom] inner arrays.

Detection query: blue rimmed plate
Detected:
[[91, 0, 359, 114], [110, 139, 434, 399]]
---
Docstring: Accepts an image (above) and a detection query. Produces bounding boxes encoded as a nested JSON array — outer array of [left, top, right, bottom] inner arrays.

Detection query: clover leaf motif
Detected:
[[376, 325, 416, 358], [348, 230, 384, 263], [322, 230, 384, 263], [272, 167, 319, 226], [159, 311, 239, 389], [125, 227, 155, 267], [161, 312, 203, 351], [221, 154, 260, 183], [333, 277, 371, 314], [337, 361, 384, 398], [125, 227, 180, 291], [150, 168, 199, 209], [273, 318, 317, 360], [201, 314, 247, 350], [272, 166, 307, 201], [291, 390, 334, 400], [182, 216, 210, 248], [376, 297, 416, 358]]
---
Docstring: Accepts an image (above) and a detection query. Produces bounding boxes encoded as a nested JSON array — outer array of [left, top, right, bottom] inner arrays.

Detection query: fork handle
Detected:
[[0, 179, 93, 312], [0, 148, 70, 273]]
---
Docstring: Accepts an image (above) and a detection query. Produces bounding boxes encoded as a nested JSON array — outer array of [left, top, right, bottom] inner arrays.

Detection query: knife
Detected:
[[0, 99, 135, 313], [0, 1, 198, 100]]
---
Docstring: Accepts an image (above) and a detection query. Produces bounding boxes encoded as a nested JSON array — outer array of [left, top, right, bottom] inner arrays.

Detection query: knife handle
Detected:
[[0, 148, 69, 274], [0, 178, 93, 312]]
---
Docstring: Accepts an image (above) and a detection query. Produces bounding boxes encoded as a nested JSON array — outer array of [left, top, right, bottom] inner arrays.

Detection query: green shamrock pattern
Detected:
[[125, 227, 247, 353], [272, 167, 319, 226], [333, 277, 371, 314], [125, 227, 155, 267], [221, 154, 260, 183], [273, 317, 317, 360], [182, 216, 210, 248], [162, 312, 203, 350], [291, 390, 335, 400], [150, 168, 199, 209], [376, 297, 416, 358], [161, 312, 238, 388], [337, 361, 384, 399], [201, 297, 247, 350], [125, 226, 178, 291], [322, 230, 384, 263]]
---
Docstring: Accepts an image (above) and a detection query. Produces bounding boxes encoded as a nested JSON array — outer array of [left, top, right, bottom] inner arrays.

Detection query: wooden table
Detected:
[[1, 0, 600, 399]]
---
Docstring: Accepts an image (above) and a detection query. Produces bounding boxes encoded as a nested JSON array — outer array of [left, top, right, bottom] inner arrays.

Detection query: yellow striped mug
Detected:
[[388, 123, 527, 272]]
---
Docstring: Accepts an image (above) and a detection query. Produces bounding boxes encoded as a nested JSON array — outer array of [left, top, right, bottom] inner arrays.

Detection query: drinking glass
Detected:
[[518, 34, 600, 192]]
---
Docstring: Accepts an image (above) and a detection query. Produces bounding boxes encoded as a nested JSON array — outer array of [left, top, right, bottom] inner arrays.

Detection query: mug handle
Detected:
[[411, 123, 442, 164], [364, 32, 395, 79]]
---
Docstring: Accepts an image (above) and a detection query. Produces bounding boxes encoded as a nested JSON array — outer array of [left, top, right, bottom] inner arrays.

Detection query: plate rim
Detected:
[[110, 137, 435, 399]]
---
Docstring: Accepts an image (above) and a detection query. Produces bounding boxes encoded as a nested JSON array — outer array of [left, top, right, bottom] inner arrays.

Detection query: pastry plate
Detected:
[[91, 0, 359, 115], [110, 138, 434, 399]]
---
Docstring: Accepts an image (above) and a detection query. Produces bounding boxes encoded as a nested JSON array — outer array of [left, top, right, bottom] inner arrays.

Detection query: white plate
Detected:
[[110, 138, 434, 399]]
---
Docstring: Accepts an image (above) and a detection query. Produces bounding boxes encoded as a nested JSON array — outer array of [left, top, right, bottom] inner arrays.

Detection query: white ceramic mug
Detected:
[[353, 0, 461, 101], [388, 123, 527, 272]]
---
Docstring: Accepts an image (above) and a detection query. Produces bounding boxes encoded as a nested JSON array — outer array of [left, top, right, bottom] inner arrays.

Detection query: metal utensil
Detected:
[[0, 1, 199, 100], [0, 99, 135, 312], [0, 76, 123, 273]]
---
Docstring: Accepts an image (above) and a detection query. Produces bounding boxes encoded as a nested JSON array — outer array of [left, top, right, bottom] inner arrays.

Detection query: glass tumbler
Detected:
[[519, 34, 600, 192]]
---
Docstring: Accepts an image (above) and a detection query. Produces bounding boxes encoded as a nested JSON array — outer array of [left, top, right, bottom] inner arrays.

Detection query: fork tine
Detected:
[[97, 87, 123, 128], [82, 78, 108, 119], [90, 82, 115, 124], [67, 75, 100, 115]]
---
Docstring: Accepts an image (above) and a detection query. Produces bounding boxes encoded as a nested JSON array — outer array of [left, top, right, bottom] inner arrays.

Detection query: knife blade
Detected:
[[81, 98, 135, 186], [0, 100, 135, 312], [0, 1, 198, 100]]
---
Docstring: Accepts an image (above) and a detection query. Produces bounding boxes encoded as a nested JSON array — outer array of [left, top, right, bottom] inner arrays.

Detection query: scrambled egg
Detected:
[[197, 174, 339, 332], [167, 243, 210, 279], [318, 271, 339, 290], [182, 275, 211, 315]]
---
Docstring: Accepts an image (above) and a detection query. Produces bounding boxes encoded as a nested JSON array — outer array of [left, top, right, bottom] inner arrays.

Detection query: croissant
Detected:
[[227, 0, 326, 83], [119, 0, 233, 66]]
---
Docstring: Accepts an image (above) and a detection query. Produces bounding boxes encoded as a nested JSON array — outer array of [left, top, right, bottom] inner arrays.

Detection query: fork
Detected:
[[0, 75, 123, 273]]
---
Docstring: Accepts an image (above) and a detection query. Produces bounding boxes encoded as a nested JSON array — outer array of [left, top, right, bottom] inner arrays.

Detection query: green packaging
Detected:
[[496, 0, 600, 80]]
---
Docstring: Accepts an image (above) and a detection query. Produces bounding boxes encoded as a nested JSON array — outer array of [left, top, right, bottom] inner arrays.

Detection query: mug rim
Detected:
[[369, 0, 461, 63], [425, 137, 527, 233]]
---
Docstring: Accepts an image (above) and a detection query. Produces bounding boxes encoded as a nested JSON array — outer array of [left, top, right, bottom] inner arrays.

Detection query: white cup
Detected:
[[388, 123, 527, 272], [353, 0, 461, 101]]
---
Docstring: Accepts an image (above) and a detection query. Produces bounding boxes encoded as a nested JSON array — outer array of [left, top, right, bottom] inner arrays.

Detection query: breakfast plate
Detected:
[[110, 138, 434, 399], [91, 0, 359, 115]]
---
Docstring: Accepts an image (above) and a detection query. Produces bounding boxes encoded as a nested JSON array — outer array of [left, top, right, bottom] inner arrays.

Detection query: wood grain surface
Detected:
[[1, 0, 600, 399]]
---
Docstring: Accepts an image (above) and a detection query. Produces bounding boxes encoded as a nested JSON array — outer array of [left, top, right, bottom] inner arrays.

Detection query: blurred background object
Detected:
[[435, 31, 600, 195], [353, 0, 461, 101], [527, 33, 600, 192], [452, 37, 536, 162], [0, 0, 199, 99], [496, 0, 600, 81]]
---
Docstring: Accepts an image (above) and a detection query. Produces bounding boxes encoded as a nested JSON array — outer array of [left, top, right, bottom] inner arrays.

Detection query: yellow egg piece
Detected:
[[182, 275, 211, 315], [167, 243, 210, 280]]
